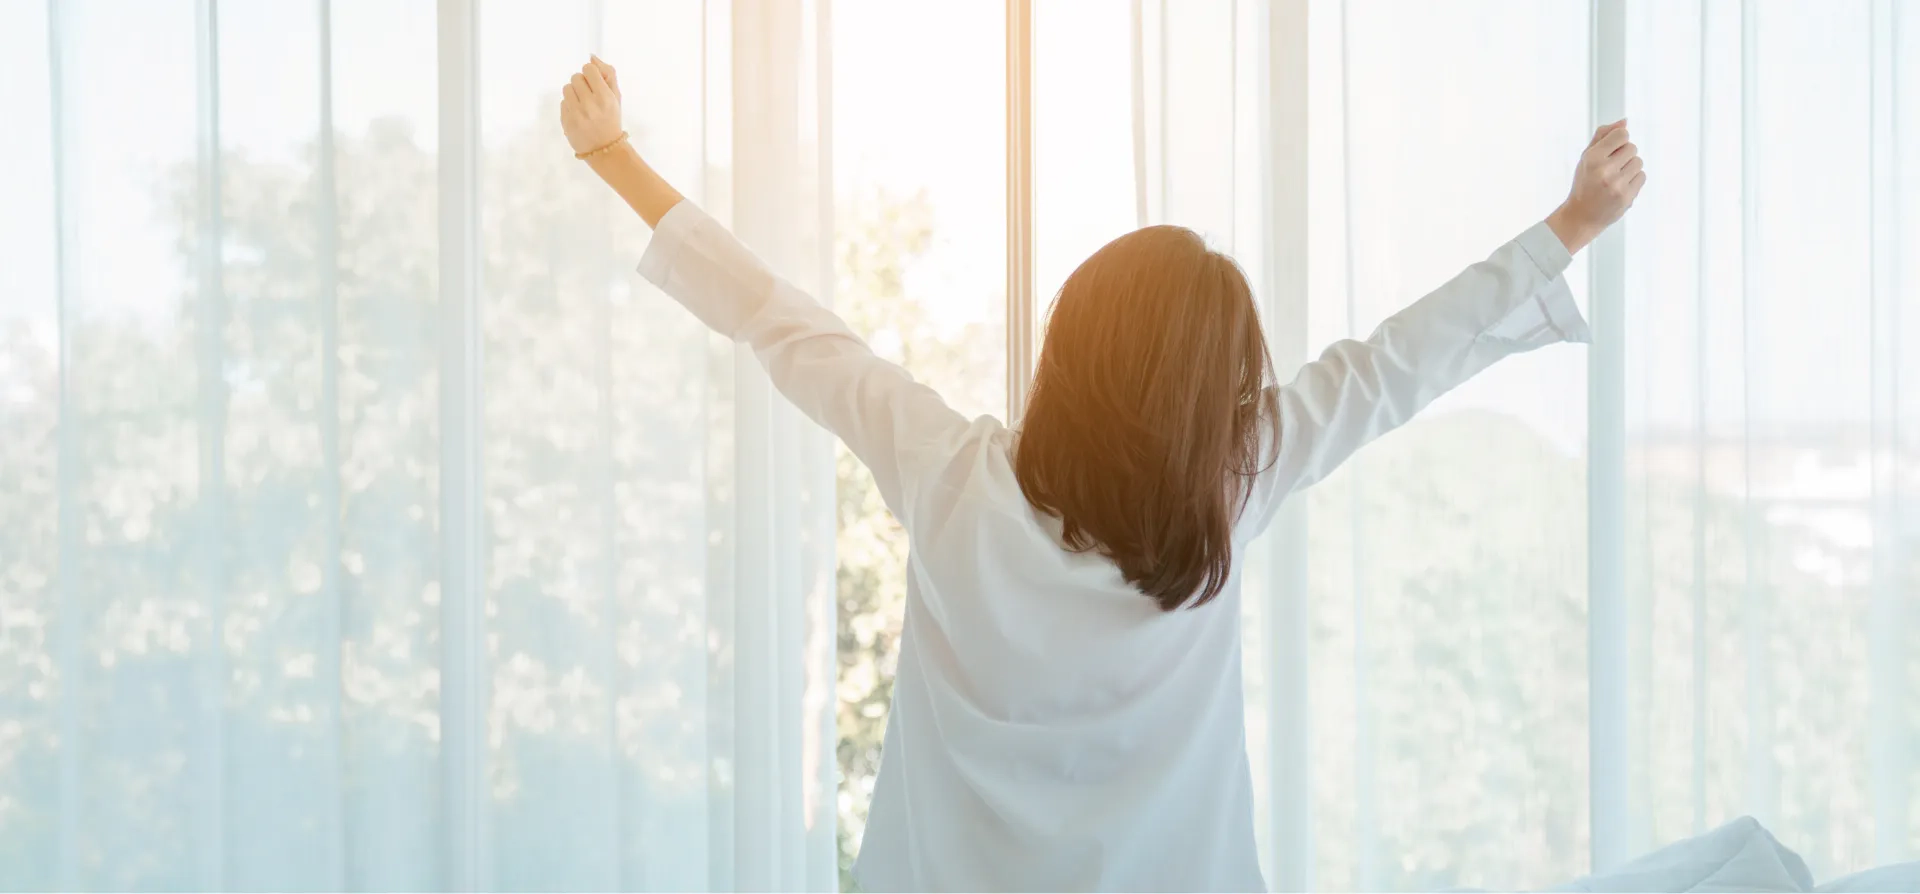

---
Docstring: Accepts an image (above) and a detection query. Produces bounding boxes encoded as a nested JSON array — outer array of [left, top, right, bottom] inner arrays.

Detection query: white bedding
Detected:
[[1813, 860, 1920, 893], [1526, 817, 1920, 893]]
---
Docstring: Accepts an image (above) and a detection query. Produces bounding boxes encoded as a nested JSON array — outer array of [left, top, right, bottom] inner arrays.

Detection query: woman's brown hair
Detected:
[[1015, 225, 1278, 612]]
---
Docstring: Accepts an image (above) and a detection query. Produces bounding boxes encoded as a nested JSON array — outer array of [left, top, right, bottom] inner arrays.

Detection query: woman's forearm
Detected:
[[587, 142, 684, 229]]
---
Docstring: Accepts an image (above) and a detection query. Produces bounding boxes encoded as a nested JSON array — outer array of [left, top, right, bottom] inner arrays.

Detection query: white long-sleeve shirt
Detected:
[[637, 200, 1588, 892]]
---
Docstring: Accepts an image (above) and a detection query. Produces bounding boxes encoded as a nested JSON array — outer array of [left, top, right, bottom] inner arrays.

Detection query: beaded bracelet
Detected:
[[575, 131, 630, 160]]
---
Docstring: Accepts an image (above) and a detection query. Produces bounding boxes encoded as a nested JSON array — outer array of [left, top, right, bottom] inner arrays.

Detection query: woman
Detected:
[[560, 57, 1643, 892]]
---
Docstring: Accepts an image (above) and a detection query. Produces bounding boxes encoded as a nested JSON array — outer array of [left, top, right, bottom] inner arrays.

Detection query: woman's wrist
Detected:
[[585, 141, 682, 229], [583, 138, 644, 179], [573, 130, 630, 160], [1545, 204, 1600, 256]]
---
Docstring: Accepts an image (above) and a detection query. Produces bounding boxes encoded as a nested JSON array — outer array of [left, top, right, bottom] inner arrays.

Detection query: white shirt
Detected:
[[637, 201, 1587, 892]]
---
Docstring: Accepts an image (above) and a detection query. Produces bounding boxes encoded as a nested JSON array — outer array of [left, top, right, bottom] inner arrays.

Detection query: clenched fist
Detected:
[[1548, 119, 1646, 253], [560, 55, 623, 155]]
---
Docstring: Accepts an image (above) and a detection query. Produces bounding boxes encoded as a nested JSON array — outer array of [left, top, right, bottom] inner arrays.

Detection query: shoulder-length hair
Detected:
[[1015, 225, 1278, 612]]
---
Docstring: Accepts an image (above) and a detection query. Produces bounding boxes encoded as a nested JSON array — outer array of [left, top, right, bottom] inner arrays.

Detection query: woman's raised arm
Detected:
[[558, 57, 973, 519], [1237, 121, 1646, 535]]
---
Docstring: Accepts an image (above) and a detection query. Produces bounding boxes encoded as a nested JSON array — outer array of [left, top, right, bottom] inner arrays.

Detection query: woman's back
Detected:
[[853, 418, 1265, 891]]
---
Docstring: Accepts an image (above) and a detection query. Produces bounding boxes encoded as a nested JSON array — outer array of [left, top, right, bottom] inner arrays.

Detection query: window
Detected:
[[3, 1, 1916, 890]]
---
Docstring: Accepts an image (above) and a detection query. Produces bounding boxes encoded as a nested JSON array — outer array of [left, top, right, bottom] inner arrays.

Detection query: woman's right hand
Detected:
[[1547, 119, 1646, 254], [559, 55, 624, 156]]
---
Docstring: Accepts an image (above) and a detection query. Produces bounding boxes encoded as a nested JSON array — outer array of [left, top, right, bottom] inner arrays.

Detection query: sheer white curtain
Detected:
[[0, 0, 834, 889], [1619, 0, 1919, 879]]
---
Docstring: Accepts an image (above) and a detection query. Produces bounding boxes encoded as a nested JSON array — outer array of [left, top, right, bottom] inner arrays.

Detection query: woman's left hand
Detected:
[[559, 55, 623, 155]]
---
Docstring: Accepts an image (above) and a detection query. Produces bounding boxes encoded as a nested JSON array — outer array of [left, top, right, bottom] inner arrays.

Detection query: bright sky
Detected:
[[831, 0, 1009, 338], [0, 0, 1892, 446]]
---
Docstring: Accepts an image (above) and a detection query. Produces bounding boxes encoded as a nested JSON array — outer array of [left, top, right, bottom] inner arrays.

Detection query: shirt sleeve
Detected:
[[1240, 220, 1589, 537], [637, 200, 973, 515]]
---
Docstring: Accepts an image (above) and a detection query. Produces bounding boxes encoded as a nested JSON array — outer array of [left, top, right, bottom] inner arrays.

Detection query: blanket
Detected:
[[1535, 817, 1919, 893]]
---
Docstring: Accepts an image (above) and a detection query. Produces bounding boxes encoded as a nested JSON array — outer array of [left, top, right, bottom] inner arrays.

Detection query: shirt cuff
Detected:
[[1534, 276, 1591, 344], [1514, 219, 1575, 281], [1480, 220, 1590, 346], [1518, 219, 1590, 344], [635, 198, 702, 285]]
